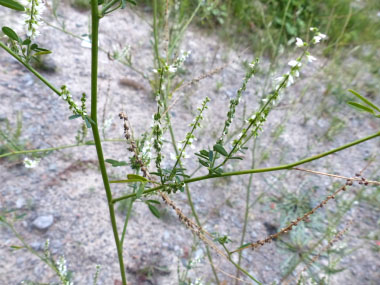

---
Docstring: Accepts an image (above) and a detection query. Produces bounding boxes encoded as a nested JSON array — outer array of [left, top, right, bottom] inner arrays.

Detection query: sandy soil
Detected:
[[1, 2, 380, 285]]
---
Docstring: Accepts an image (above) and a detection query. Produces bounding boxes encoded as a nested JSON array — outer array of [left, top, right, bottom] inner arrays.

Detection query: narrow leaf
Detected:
[[0, 0, 24, 11], [213, 144, 228, 156], [127, 174, 148, 182], [146, 199, 160, 205], [347, 102, 375, 114], [10, 245, 24, 250], [135, 182, 145, 199], [105, 159, 128, 167], [198, 159, 209, 167], [84, 117, 91, 128], [2, 26, 20, 42], [148, 204, 160, 218], [110, 179, 142, 184], [69, 114, 81, 120], [34, 50, 52, 56], [85, 115, 96, 125], [230, 156, 243, 160], [348, 89, 380, 112], [239, 243, 251, 249]]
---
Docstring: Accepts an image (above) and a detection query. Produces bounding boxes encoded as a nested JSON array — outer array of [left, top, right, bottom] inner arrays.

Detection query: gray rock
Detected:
[[32, 215, 54, 230], [15, 197, 25, 209], [30, 241, 42, 251]]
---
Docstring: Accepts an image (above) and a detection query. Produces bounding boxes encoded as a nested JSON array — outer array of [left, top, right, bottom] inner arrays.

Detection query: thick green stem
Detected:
[[89, 1, 127, 284], [112, 131, 380, 203]]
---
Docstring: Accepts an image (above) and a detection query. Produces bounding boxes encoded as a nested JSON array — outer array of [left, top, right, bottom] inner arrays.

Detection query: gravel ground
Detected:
[[1, 2, 380, 285]]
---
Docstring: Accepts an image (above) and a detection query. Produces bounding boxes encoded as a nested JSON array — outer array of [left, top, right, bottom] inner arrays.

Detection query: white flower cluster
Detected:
[[217, 59, 258, 144], [152, 50, 191, 74], [59, 86, 87, 117], [174, 96, 210, 162], [276, 28, 326, 89], [20, 0, 45, 39], [23, 157, 40, 168], [57, 256, 74, 285]]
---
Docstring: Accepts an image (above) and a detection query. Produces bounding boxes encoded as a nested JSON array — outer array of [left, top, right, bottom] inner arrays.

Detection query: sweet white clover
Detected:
[[20, 0, 45, 39], [217, 58, 258, 144], [57, 256, 73, 285], [152, 51, 191, 74], [231, 28, 327, 152], [175, 96, 210, 161]]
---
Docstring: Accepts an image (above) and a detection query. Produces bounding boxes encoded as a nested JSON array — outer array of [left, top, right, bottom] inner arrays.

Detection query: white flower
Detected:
[[24, 157, 40, 168], [306, 54, 317, 63], [168, 65, 177, 73], [80, 36, 92, 49], [295, 37, 304, 47], [313, 33, 327, 44], [275, 76, 284, 84], [21, 0, 45, 39], [286, 74, 294, 87], [293, 69, 300, 78], [310, 27, 318, 32], [288, 60, 302, 67]]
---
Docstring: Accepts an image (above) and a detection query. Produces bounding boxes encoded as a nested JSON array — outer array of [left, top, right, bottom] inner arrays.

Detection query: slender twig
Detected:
[[0, 139, 124, 159], [293, 167, 380, 186]]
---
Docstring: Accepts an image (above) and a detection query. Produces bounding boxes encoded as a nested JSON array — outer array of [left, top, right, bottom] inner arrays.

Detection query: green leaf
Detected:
[[213, 144, 228, 156], [30, 43, 38, 50], [347, 102, 375, 114], [198, 159, 209, 167], [34, 50, 52, 56], [0, 0, 24, 11], [148, 204, 160, 218], [146, 199, 160, 205], [208, 150, 213, 161], [69, 114, 81, 120], [105, 159, 128, 167], [85, 140, 95, 145], [110, 179, 143, 184], [127, 174, 148, 182], [229, 156, 243, 160], [237, 243, 251, 249], [135, 182, 145, 199], [84, 117, 91, 128], [2, 26, 20, 42], [22, 38, 31, 45], [348, 89, 380, 112], [85, 115, 96, 125], [10, 245, 24, 250]]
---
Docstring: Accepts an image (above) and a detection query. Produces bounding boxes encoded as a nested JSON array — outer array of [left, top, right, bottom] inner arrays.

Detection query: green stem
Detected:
[[89, 1, 127, 284], [111, 131, 380, 203], [120, 198, 134, 246], [0, 139, 124, 159], [0, 41, 61, 95], [164, 97, 221, 284], [235, 140, 256, 284]]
